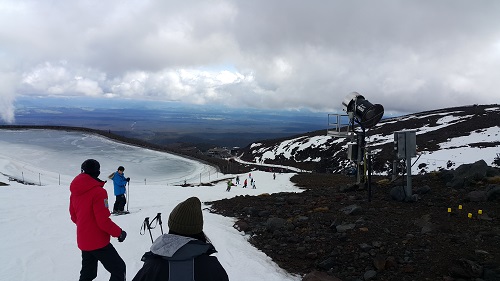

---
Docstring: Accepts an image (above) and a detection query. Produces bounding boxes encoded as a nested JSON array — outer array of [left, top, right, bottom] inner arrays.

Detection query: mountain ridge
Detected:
[[238, 104, 500, 174]]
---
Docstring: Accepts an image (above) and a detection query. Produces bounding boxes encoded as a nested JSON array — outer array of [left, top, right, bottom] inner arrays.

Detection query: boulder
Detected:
[[302, 271, 342, 281], [466, 190, 487, 202], [390, 186, 407, 201], [448, 160, 495, 189], [339, 204, 363, 215], [485, 184, 500, 201]]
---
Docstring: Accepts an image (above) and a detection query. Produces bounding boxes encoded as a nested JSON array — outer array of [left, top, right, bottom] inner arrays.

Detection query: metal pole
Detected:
[[405, 132, 413, 199], [406, 156, 412, 199], [367, 151, 372, 202], [392, 160, 398, 181]]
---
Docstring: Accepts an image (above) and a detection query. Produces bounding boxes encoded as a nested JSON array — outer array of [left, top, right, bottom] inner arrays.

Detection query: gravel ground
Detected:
[[208, 173, 500, 281]]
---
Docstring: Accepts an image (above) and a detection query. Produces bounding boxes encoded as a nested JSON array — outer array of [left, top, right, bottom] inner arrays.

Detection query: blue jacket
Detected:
[[112, 171, 127, 196]]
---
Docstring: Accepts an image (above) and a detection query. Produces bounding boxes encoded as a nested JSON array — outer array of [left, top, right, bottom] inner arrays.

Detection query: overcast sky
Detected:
[[1, 0, 500, 123]]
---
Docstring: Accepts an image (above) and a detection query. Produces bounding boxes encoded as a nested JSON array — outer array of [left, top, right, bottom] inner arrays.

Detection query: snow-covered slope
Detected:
[[239, 104, 500, 174]]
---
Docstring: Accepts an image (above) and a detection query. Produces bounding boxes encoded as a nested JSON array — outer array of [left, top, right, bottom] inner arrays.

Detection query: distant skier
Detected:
[[226, 180, 234, 192], [243, 178, 247, 188], [273, 173, 276, 180], [252, 180, 256, 189], [235, 175, 240, 185], [109, 166, 130, 214]]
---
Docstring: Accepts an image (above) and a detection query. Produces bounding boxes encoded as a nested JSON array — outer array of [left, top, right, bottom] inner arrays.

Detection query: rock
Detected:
[[242, 206, 258, 216], [485, 184, 500, 201], [258, 210, 271, 217], [449, 258, 483, 279], [373, 255, 387, 271], [336, 223, 356, 232], [287, 195, 302, 204], [306, 252, 318, 259], [483, 268, 500, 281], [359, 243, 372, 252], [302, 270, 343, 281], [318, 257, 336, 270], [421, 223, 434, 234], [265, 217, 287, 232], [233, 220, 250, 232], [340, 184, 359, 192], [401, 265, 415, 273], [390, 186, 407, 201], [466, 190, 487, 202], [414, 185, 431, 195], [448, 160, 491, 189], [340, 204, 363, 215], [363, 270, 377, 280]]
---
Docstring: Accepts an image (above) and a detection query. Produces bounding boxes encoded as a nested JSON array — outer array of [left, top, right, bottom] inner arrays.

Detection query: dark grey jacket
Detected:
[[132, 234, 229, 281]]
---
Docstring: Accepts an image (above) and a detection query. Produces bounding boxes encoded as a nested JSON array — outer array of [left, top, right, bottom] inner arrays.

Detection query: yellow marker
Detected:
[[468, 213, 472, 218], [447, 208, 452, 213], [478, 210, 483, 215], [458, 205, 463, 210]]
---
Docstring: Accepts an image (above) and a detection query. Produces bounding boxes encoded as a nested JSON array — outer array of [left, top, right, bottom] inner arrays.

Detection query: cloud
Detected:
[[1, 0, 500, 123]]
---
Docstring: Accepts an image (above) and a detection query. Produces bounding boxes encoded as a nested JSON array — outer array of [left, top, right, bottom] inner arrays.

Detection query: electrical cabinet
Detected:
[[394, 130, 416, 159], [347, 143, 358, 160]]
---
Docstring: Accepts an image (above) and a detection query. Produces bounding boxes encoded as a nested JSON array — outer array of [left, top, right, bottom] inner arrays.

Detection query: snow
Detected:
[[0, 130, 302, 281], [253, 113, 499, 175]]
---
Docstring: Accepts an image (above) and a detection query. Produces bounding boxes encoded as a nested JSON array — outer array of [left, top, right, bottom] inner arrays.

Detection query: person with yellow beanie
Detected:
[[132, 197, 228, 281]]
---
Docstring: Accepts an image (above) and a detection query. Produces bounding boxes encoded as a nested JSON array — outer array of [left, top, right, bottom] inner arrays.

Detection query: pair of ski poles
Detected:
[[140, 213, 164, 243]]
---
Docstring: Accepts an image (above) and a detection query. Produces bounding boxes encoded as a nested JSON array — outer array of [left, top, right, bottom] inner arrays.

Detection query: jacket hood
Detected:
[[150, 234, 215, 261], [70, 173, 105, 196]]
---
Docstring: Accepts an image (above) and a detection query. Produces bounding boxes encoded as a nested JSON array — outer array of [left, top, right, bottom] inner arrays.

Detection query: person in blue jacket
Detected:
[[109, 166, 130, 214]]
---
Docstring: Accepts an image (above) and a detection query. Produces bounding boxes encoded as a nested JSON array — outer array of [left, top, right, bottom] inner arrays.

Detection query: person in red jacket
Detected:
[[70, 159, 127, 281]]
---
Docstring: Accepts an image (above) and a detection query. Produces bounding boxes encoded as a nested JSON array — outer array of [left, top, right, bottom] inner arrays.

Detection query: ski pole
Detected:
[[151, 213, 163, 235], [140, 217, 154, 243], [149, 213, 163, 235], [126, 181, 130, 212], [157, 213, 163, 235]]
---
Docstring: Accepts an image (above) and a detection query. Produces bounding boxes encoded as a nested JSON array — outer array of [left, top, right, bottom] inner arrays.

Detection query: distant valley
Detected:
[[4, 97, 328, 148]]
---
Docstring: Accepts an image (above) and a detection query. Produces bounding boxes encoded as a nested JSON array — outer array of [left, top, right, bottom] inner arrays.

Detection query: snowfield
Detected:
[[0, 130, 302, 281]]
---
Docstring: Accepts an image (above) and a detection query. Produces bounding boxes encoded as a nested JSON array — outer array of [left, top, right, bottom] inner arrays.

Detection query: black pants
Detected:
[[113, 194, 126, 212], [80, 243, 125, 281]]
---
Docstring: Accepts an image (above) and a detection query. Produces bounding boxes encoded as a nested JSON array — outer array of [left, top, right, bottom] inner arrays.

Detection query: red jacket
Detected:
[[69, 173, 122, 251]]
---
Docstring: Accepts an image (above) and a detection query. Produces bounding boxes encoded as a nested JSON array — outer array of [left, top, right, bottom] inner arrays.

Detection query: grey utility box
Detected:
[[394, 130, 417, 159], [347, 143, 358, 160]]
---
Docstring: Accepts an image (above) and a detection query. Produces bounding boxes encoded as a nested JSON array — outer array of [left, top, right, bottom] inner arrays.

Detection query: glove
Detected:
[[126, 177, 130, 182], [118, 230, 127, 242]]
